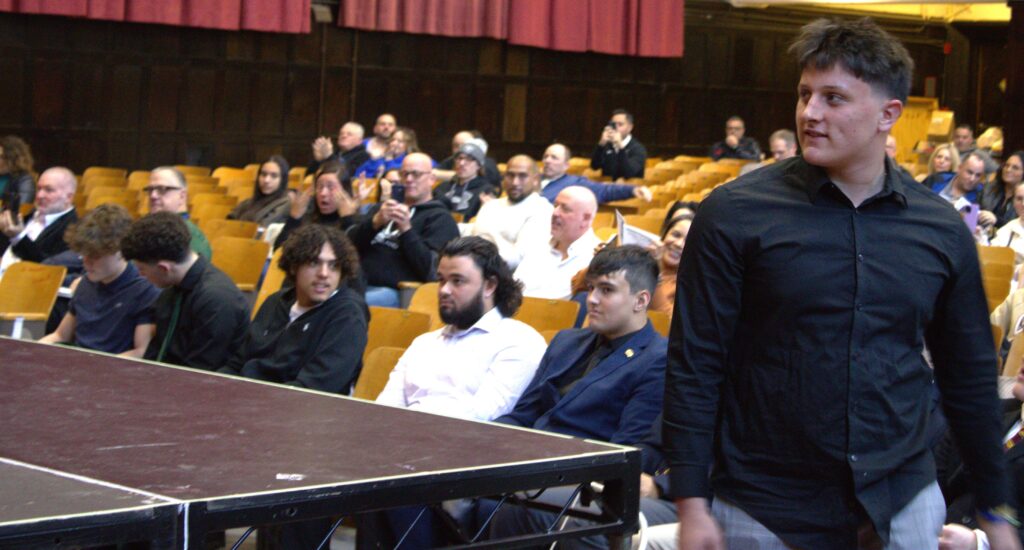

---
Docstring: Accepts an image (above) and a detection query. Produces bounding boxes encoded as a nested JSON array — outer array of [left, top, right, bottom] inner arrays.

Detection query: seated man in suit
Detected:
[[0, 166, 78, 278], [144, 166, 212, 259], [120, 212, 249, 371], [221, 224, 368, 394], [541, 143, 652, 205], [590, 109, 647, 180]]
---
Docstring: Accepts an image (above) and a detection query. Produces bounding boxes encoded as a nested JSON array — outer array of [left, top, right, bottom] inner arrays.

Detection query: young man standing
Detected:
[[667, 18, 1019, 550]]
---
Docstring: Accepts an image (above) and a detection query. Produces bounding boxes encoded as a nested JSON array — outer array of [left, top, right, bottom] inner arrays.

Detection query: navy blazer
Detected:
[[497, 321, 666, 445], [540, 174, 636, 205]]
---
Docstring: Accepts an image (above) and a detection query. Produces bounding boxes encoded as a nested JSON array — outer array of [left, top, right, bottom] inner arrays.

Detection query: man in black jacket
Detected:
[[221, 224, 367, 393], [0, 166, 78, 276], [349, 152, 459, 307], [590, 109, 646, 181], [121, 212, 249, 372]]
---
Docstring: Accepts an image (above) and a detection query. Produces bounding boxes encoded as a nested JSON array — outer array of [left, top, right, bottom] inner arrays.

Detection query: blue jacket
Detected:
[[497, 322, 666, 445], [540, 174, 636, 205]]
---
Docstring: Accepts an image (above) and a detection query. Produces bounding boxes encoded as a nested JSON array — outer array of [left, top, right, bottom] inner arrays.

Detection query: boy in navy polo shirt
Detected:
[[40, 204, 159, 356]]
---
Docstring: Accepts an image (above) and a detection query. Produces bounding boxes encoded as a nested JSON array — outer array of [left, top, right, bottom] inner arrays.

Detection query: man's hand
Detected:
[[939, 524, 979, 550], [374, 199, 412, 233], [634, 186, 653, 201], [978, 516, 1023, 550], [312, 136, 333, 162], [725, 135, 740, 149], [599, 126, 616, 147], [676, 498, 724, 550], [0, 210, 24, 237], [640, 474, 660, 499], [289, 187, 312, 219]]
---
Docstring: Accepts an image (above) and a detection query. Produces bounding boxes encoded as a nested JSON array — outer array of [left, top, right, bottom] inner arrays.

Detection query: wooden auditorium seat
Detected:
[[353, 346, 406, 401], [211, 237, 269, 292], [0, 262, 66, 339], [513, 297, 580, 334]]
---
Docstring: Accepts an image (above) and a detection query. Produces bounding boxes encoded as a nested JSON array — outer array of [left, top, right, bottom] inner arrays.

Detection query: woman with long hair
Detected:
[[273, 160, 358, 250], [0, 135, 36, 205], [981, 150, 1024, 229], [921, 143, 959, 193], [227, 155, 291, 227], [352, 126, 424, 178]]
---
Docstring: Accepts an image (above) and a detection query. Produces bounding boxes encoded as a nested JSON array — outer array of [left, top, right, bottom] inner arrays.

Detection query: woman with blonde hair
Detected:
[[922, 143, 959, 193]]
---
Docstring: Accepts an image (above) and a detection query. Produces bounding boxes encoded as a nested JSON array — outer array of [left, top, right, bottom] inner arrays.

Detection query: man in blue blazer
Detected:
[[496, 244, 666, 444], [540, 143, 653, 205]]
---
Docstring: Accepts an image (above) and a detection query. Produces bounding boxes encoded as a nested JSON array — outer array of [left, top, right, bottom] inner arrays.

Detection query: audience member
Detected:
[[0, 135, 36, 205], [226, 155, 291, 228], [349, 152, 459, 307], [274, 160, 359, 249], [590, 109, 646, 180], [924, 143, 961, 192], [432, 138, 491, 221], [515, 186, 600, 299], [40, 204, 159, 357], [981, 151, 1024, 229], [886, 135, 914, 179], [650, 212, 693, 317], [145, 166, 212, 259], [541, 143, 651, 204], [938, 152, 986, 211], [989, 182, 1024, 266], [365, 113, 397, 160], [709, 116, 762, 161], [309, 122, 369, 175], [462, 154, 552, 269], [354, 126, 417, 179], [991, 285, 1024, 362], [222, 224, 367, 393], [0, 166, 78, 277], [769, 129, 798, 161], [436, 130, 501, 189], [376, 236, 545, 419], [668, 18, 1017, 550], [121, 212, 249, 371], [953, 124, 999, 175]]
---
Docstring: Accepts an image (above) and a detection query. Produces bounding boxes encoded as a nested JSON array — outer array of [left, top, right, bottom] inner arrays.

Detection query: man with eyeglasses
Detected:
[[710, 115, 762, 161], [590, 109, 647, 181], [144, 166, 212, 259], [462, 155, 553, 269], [348, 152, 459, 307]]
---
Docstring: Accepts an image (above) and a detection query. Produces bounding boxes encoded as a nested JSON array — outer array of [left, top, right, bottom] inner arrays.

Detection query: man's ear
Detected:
[[634, 289, 651, 312], [483, 275, 498, 298], [878, 99, 904, 133]]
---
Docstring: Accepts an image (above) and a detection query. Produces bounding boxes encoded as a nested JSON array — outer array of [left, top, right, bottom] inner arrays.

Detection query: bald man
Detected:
[[0, 166, 79, 277], [348, 152, 460, 307], [309, 121, 370, 175], [541, 143, 651, 204], [514, 186, 600, 299], [463, 155, 554, 269]]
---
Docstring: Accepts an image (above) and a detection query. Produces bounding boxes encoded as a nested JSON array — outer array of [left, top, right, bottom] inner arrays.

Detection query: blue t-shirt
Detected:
[[69, 262, 160, 354]]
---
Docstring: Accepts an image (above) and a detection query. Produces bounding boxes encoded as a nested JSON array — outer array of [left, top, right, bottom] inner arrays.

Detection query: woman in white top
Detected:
[[990, 178, 1024, 266]]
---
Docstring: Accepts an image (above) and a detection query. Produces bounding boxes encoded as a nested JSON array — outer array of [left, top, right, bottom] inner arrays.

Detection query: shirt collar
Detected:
[[99, 261, 138, 292], [37, 207, 73, 226], [442, 306, 503, 338], [795, 156, 908, 209], [176, 255, 208, 292], [621, 134, 632, 148]]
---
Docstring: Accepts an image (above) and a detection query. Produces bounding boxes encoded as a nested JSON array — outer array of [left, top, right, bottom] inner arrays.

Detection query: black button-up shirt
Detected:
[[664, 156, 1009, 549]]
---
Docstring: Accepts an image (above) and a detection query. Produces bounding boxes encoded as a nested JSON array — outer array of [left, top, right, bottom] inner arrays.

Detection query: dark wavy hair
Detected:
[[253, 155, 290, 201], [277, 224, 359, 284], [0, 135, 34, 175], [996, 151, 1024, 192], [789, 18, 914, 103], [440, 236, 523, 317], [120, 211, 192, 264], [587, 245, 659, 295], [65, 203, 135, 257]]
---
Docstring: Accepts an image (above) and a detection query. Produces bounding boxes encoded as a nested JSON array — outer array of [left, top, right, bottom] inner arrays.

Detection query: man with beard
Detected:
[[365, 112, 397, 159], [376, 236, 546, 421], [462, 154, 553, 269]]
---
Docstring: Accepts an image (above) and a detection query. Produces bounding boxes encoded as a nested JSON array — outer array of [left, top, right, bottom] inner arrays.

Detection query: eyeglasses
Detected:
[[399, 170, 430, 180], [143, 185, 184, 195]]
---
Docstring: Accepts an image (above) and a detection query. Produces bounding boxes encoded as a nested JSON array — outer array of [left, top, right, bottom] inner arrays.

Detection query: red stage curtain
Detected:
[[0, 0, 311, 33], [341, 0, 683, 58]]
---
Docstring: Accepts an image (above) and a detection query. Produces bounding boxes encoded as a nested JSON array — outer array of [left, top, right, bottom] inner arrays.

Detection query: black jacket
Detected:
[[590, 137, 646, 180], [221, 285, 368, 393], [432, 175, 490, 221], [3, 208, 78, 263], [347, 200, 459, 289]]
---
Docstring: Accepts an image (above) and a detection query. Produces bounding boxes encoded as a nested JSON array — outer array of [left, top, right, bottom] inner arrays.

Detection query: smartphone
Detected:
[[390, 184, 405, 204]]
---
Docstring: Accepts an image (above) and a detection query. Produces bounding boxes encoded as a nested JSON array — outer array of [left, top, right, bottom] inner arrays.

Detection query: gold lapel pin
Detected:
[[625, 349, 634, 358]]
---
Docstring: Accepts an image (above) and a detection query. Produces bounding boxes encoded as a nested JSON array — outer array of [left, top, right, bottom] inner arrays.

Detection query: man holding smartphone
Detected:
[[590, 109, 647, 181]]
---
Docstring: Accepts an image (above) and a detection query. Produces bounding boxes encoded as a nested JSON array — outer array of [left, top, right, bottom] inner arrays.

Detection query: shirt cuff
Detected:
[[976, 528, 989, 550], [668, 464, 711, 500]]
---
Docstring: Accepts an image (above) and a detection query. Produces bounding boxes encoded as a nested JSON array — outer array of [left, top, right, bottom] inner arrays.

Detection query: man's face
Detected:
[[34, 172, 74, 215], [293, 243, 341, 308], [399, 155, 434, 205], [315, 174, 343, 215], [585, 270, 641, 339], [551, 190, 591, 245], [451, 131, 473, 155], [796, 65, 891, 174], [374, 115, 396, 139], [455, 153, 481, 180], [133, 260, 174, 289], [726, 120, 745, 140], [338, 124, 363, 151], [542, 145, 569, 180], [610, 114, 632, 140], [769, 138, 796, 161], [954, 157, 985, 193], [81, 252, 123, 284], [146, 170, 187, 214], [953, 128, 974, 153], [437, 254, 491, 330], [503, 158, 536, 203]]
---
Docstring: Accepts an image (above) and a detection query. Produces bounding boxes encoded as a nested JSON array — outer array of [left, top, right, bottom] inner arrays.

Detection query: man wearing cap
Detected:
[[436, 130, 502, 190], [433, 138, 492, 221]]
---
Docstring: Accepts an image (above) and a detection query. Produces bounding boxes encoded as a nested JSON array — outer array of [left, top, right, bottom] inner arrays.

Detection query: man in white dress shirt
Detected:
[[0, 166, 78, 278], [376, 236, 546, 421], [514, 186, 600, 299], [462, 154, 553, 270]]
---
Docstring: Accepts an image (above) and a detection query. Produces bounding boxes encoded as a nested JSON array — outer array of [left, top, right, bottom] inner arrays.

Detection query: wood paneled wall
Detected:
[[0, 3, 983, 173]]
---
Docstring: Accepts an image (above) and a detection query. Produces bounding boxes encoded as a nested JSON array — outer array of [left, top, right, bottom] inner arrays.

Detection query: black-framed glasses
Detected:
[[143, 185, 184, 195], [399, 170, 430, 180]]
